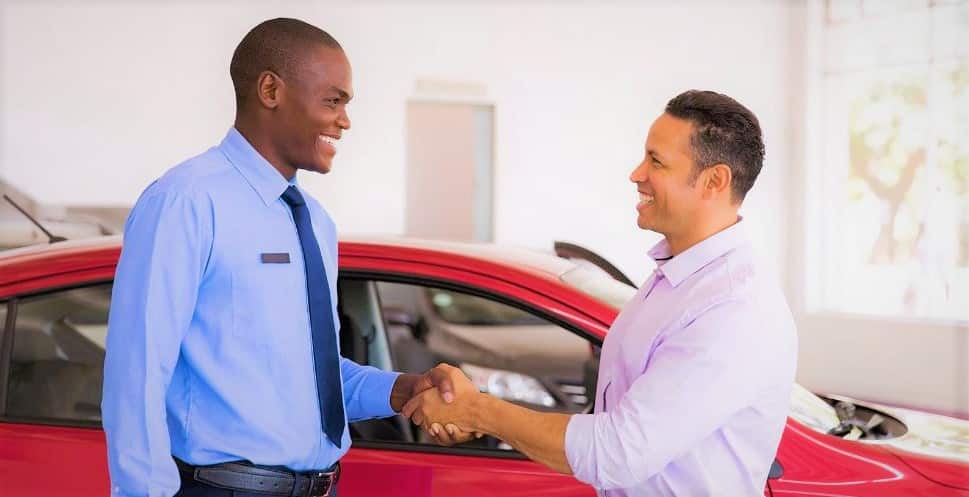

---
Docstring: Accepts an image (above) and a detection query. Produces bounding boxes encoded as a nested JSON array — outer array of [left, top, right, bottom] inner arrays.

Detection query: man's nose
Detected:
[[629, 161, 649, 184], [337, 108, 351, 130]]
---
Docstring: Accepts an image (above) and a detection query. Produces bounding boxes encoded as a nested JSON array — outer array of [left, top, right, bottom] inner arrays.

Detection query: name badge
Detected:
[[260, 252, 291, 264]]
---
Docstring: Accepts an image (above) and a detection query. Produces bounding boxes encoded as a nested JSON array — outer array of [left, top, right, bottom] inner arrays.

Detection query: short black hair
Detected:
[[229, 18, 342, 109], [664, 90, 765, 202]]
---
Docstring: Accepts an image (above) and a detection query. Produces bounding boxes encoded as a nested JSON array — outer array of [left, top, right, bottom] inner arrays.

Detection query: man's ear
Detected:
[[255, 70, 284, 110], [701, 163, 733, 200]]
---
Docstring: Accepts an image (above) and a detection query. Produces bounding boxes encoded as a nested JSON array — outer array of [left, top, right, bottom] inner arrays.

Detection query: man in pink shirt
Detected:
[[404, 90, 798, 496]]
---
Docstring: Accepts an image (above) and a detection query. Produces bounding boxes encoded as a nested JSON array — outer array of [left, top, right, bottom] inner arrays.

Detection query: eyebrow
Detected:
[[330, 86, 352, 102], [646, 149, 665, 162]]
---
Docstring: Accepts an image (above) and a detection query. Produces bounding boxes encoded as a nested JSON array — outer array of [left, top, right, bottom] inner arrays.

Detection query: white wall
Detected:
[[0, 0, 795, 285]]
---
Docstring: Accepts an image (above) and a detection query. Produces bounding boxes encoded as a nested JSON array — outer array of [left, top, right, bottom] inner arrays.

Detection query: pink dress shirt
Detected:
[[565, 219, 797, 496]]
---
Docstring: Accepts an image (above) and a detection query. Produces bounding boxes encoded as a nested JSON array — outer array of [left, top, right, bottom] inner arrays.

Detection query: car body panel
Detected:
[[1, 237, 967, 496]]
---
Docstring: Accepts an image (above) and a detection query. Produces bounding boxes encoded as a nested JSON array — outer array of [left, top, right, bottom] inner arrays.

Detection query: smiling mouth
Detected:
[[318, 135, 339, 153], [639, 192, 655, 205]]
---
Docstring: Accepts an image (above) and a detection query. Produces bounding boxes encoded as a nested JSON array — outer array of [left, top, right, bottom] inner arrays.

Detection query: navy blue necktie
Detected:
[[281, 186, 346, 448]]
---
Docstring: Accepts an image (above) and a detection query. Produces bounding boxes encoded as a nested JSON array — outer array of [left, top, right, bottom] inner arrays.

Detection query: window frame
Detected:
[[340, 269, 602, 458], [0, 298, 16, 419], [0, 281, 112, 430], [805, 0, 969, 324]]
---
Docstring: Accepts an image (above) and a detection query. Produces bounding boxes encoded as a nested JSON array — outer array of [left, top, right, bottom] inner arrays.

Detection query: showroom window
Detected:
[[4, 284, 110, 423], [348, 280, 597, 450], [808, 0, 968, 321]]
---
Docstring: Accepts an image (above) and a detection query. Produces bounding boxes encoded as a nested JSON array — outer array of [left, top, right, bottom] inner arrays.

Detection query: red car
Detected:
[[0, 236, 967, 496]]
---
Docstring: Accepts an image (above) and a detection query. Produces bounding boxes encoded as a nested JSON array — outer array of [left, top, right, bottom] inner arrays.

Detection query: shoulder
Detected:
[[675, 245, 795, 342], [144, 147, 236, 200], [128, 147, 238, 223]]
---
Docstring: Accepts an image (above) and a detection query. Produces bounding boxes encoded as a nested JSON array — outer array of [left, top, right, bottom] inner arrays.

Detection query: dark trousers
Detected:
[[175, 475, 339, 497]]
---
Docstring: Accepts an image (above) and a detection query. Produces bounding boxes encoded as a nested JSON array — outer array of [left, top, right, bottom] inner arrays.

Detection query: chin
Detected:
[[305, 160, 333, 175], [636, 215, 652, 231]]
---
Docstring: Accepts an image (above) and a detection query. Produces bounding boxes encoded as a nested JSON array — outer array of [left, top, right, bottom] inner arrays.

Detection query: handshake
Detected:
[[392, 362, 576, 474], [397, 363, 490, 445]]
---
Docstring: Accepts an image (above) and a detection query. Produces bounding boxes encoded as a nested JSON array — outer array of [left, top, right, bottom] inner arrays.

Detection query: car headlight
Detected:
[[460, 363, 556, 407]]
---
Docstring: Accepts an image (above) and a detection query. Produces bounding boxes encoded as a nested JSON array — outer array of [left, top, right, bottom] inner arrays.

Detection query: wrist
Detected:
[[390, 373, 420, 412], [469, 392, 494, 434]]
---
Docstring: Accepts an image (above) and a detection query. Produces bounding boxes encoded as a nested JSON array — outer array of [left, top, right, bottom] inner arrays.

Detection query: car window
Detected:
[[5, 284, 110, 423], [349, 280, 597, 451]]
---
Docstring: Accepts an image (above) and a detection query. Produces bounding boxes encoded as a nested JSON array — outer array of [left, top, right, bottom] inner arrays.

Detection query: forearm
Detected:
[[472, 394, 573, 474]]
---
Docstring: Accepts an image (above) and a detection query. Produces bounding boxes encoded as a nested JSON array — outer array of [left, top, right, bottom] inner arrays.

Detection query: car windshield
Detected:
[[427, 288, 546, 325], [559, 263, 638, 309]]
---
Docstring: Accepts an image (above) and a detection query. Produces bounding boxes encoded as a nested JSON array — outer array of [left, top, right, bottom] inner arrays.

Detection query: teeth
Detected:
[[319, 135, 338, 151], [639, 193, 655, 205]]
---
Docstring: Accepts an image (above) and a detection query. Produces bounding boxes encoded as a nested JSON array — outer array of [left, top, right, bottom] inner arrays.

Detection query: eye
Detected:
[[324, 98, 340, 107]]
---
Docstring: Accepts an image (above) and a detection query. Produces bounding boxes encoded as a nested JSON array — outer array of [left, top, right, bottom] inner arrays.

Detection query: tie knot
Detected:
[[281, 186, 306, 208]]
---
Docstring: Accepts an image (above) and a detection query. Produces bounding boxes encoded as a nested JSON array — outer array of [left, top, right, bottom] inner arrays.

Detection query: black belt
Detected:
[[175, 458, 340, 497]]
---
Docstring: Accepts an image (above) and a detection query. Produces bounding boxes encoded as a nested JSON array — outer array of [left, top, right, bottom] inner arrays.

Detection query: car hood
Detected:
[[858, 401, 969, 489]]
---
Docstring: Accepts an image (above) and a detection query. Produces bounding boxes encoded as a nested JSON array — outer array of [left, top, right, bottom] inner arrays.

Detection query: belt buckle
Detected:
[[308, 471, 333, 497]]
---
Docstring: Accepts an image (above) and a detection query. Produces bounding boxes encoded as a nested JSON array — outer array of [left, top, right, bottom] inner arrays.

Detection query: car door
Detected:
[[336, 270, 601, 497], [0, 283, 111, 496]]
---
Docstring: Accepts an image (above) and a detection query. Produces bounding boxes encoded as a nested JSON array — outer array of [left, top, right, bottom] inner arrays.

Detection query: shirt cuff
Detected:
[[565, 413, 598, 486], [362, 370, 402, 419]]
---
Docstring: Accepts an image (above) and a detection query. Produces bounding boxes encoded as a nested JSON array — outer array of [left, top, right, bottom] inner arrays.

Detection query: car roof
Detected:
[[0, 234, 579, 289]]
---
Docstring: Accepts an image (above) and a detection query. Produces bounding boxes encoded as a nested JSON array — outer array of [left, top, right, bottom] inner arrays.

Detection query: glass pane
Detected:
[[6, 284, 111, 422], [827, 0, 863, 23], [369, 281, 596, 450], [931, 2, 969, 60], [923, 63, 969, 319], [820, 64, 969, 321], [862, 0, 929, 16], [825, 9, 931, 72]]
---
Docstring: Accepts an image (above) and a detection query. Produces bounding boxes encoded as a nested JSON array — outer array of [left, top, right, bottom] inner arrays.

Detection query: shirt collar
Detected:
[[647, 217, 747, 288], [218, 127, 297, 207]]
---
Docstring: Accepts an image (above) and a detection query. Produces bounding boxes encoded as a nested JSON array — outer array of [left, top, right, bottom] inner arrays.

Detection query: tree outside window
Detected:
[[812, 0, 968, 321]]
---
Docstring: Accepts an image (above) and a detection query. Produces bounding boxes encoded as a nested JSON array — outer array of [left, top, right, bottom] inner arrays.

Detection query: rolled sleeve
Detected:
[[565, 413, 599, 485]]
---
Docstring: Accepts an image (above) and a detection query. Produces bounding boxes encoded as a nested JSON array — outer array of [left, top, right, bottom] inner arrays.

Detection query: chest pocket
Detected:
[[231, 250, 306, 341]]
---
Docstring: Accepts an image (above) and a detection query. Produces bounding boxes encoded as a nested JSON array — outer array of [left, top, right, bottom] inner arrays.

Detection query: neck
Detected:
[[234, 116, 297, 181], [666, 208, 739, 256]]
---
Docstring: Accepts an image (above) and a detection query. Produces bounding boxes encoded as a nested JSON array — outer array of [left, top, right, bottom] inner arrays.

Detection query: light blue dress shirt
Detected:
[[565, 219, 798, 497], [102, 128, 400, 497]]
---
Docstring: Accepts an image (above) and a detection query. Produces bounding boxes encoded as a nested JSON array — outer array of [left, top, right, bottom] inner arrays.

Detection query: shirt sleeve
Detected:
[[318, 213, 402, 422], [340, 357, 401, 421], [564, 299, 764, 490], [101, 186, 213, 497]]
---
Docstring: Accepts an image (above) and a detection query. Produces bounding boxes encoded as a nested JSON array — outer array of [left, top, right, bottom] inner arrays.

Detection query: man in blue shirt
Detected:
[[102, 18, 464, 497]]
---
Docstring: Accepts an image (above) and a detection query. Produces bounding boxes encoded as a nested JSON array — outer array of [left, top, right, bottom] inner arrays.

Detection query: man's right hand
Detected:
[[403, 364, 484, 445]]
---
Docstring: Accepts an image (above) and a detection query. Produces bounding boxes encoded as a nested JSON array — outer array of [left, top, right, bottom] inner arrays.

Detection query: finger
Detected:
[[475, 431, 485, 439], [401, 396, 422, 418], [444, 423, 472, 442], [427, 364, 459, 403], [430, 423, 453, 445], [411, 409, 425, 426]]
